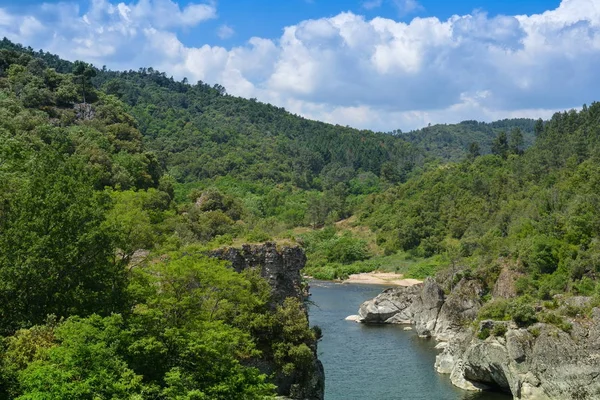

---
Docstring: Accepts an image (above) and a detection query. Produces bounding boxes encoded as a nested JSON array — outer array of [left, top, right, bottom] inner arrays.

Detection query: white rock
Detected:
[[345, 315, 363, 323]]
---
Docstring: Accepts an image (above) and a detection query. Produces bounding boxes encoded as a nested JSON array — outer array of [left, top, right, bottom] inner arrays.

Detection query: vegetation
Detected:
[[2, 35, 600, 396]]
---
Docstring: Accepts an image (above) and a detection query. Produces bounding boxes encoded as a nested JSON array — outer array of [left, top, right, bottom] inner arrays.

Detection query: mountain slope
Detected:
[[396, 118, 539, 162]]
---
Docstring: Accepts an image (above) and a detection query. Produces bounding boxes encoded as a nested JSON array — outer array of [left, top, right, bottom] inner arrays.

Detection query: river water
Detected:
[[307, 280, 512, 400]]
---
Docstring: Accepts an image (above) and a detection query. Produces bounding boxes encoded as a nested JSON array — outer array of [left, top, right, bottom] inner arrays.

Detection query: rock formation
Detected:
[[211, 242, 324, 400], [356, 277, 600, 399]]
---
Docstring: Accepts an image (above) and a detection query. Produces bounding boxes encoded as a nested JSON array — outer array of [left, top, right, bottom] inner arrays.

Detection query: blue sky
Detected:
[[0, 0, 596, 131]]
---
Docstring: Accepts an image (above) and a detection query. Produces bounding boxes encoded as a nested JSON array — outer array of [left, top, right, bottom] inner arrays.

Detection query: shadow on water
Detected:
[[308, 281, 512, 400]]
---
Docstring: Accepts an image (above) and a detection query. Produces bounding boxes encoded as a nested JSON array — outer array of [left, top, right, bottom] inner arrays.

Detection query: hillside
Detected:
[[0, 41, 322, 399], [396, 118, 539, 162]]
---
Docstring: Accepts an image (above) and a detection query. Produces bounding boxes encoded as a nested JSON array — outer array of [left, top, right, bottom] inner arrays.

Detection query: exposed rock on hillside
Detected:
[[211, 242, 306, 304], [212, 243, 324, 400], [356, 278, 600, 399]]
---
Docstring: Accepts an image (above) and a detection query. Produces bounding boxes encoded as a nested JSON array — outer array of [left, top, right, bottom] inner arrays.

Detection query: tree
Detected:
[[491, 131, 509, 159], [0, 147, 126, 334], [509, 127, 524, 155], [534, 118, 544, 137], [72, 61, 97, 104], [467, 142, 480, 159], [10, 315, 147, 399]]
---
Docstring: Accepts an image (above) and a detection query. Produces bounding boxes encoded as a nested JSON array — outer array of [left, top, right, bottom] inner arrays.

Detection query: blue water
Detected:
[[308, 281, 512, 400]]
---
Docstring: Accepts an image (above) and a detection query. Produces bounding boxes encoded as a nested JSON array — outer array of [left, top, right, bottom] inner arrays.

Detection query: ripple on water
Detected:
[[307, 281, 512, 400]]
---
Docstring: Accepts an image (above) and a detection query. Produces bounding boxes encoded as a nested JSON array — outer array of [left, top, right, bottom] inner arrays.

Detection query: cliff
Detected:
[[356, 277, 600, 399], [211, 242, 324, 400]]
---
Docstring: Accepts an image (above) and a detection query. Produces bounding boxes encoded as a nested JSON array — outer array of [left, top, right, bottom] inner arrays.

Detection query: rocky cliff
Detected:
[[356, 277, 600, 400], [211, 242, 324, 400]]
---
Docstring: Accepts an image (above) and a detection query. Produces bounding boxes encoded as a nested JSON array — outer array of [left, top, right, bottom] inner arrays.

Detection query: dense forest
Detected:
[[1, 36, 600, 398], [396, 118, 538, 162], [0, 40, 319, 399]]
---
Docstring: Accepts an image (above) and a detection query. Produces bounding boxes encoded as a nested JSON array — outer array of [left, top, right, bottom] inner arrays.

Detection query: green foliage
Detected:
[[478, 299, 511, 321], [508, 297, 538, 328], [491, 324, 508, 337], [397, 119, 536, 162], [0, 141, 127, 334], [14, 315, 146, 400], [271, 298, 316, 379], [538, 312, 572, 333], [477, 297, 537, 328]]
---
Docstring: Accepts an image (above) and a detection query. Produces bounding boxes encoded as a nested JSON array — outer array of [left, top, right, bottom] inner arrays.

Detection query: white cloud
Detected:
[[217, 24, 234, 39], [0, 0, 599, 131]]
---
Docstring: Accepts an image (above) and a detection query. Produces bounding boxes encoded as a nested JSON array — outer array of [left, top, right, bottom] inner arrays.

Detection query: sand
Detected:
[[342, 272, 422, 286]]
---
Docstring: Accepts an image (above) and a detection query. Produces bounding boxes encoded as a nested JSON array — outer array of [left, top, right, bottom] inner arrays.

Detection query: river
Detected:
[[308, 280, 512, 400]]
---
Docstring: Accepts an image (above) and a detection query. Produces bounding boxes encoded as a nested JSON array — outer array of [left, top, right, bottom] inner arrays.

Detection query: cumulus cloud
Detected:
[[0, 0, 598, 131]]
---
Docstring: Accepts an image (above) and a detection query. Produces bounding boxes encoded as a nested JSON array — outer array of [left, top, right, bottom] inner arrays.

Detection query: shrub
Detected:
[[324, 233, 370, 264], [492, 324, 508, 337], [478, 299, 510, 321], [477, 328, 490, 340], [508, 297, 537, 327], [538, 312, 572, 333]]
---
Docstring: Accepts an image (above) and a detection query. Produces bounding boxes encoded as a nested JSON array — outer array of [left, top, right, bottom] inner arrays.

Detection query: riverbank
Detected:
[[341, 272, 422, 286]]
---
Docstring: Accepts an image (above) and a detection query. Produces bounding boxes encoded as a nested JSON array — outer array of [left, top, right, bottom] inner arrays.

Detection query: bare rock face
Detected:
[[211, 242, 306, 304], [211, 243, 324, 400], [358, 285, 421, 324], [492, 267, 523, 299], [434, 279, 484, 341], [357, 278, 600, 399]]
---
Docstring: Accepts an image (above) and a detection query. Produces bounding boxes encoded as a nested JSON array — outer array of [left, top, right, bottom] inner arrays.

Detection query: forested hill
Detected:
[[394, 118, 539, 162], [0, 38, 420, 189], [0, 38, 540, 189]]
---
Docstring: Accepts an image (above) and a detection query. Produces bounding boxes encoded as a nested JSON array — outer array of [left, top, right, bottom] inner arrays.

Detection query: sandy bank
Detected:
[[342, 272, 422, 286]]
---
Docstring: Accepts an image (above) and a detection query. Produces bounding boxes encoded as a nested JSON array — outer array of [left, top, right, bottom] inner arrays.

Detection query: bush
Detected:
[[572, 277, 595, 296], [492, 324, 508, 337], [324, 233, 370, 264], [477, 328, 490, 340], [538, 312, 572, 332], [478, 299, 510, 321], [508, 297, 537, 327]]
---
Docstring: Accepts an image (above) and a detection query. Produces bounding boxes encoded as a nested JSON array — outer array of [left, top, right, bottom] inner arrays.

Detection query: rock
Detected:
[[403, 327, 413, 331], [413, 278, 445, 337], [492, 267, 523, 299], [357, 275, 600, 399], [434, 279, 483, 341], [358, 285, 421, 323], [211, 242, 306, 304], [345, 315, 362, 323]]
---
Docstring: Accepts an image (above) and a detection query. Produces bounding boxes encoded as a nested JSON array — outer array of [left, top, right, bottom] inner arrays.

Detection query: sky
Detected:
[[0, 0, 598, 132]]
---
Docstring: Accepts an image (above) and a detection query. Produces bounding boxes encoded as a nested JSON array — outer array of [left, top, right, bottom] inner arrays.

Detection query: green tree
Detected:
[[467, 142, 481, 159], [509, 127, 524, 155], [10, 315, 147, 399], [72, 61, 96, 104], [0, 147, 126, 334], [491, 131, 509, 158]]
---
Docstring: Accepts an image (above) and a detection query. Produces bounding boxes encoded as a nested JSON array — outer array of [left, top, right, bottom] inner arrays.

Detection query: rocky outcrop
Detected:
[[211, 242, 307, 304], [356, 278, 600, 399], [492, 267, 523, 299], [211, 242, 324, 400]]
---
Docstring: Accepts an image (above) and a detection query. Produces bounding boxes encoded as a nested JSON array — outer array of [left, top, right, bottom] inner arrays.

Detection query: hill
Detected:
[[395, 118, 539, 162]]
